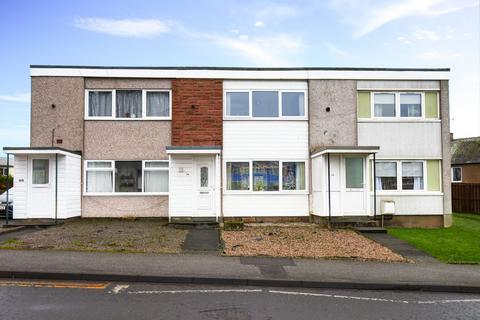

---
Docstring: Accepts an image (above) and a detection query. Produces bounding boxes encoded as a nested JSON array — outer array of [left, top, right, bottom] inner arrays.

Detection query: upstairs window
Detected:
[[116, 90, 142, 118], [86, 90, 171, 119], [88, 91, 113, 117], [400, 93, 422, 117], [226, 92, 249, 116], [224, 90, 306, 119], [374, 93, 395, 117]]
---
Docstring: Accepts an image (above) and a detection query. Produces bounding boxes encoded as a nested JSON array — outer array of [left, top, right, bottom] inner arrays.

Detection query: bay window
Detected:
[[86, 90, 171, 119], [85, 160, 169, 194]]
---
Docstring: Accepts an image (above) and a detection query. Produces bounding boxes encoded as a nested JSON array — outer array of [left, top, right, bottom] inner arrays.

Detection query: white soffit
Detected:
[[30, 68, 450, 80]]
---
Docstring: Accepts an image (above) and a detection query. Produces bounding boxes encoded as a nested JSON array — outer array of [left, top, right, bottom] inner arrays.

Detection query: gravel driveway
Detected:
[[0, 219, 187, 254], [222, 224, 407, 262]]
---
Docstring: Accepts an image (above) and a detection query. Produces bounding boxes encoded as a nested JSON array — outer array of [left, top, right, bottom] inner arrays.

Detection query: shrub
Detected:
[[0, 175, 13, 194], [224, 220, 244, 231]]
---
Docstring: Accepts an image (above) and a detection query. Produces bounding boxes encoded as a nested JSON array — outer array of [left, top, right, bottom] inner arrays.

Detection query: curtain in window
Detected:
[[282, 162, 305, 190], [32, 159, 49, 184], [146, 92, 169, 117], [86, 171, 112, 192], [400, 94, 421, 117], [375, 162, 397, 190], [115, 161, 142, 192], [253, 161, 279, 191], [282, 92, 305, 116], [226, 162, 250, 190], [116, 90, 142, 118], [402, 162, 423, 190], [144, 170, 168, 192], [89, 91, 112, 117]]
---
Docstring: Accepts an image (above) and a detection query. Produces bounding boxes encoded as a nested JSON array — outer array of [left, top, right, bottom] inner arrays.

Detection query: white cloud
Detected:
[[73, 18, 172, 38], [203, 33, 303, 66], [255, 4, 298, 23], [0, 93, 30, 103], [254, 21, 265, 27], [396, 36, 412, 44], [239, 35, 249, 40], [328, 0, 479, 38], [413, 29, 440, 40], [418, 50, 463, 60], [229, 29, 240, 34], [324, 42, 349, 57]]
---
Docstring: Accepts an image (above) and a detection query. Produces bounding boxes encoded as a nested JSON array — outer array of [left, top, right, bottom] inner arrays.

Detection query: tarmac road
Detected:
[[0, 279, 479, 319]]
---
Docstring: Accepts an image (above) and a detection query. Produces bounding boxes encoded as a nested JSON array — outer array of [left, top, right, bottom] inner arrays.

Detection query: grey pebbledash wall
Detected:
[[31, 76, 85, 151], [440, 80, 452, 225], [308, 80, 357, 151]]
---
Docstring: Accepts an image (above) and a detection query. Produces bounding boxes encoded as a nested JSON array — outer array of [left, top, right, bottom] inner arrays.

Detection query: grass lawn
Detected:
[[388, 213, 480, 264]]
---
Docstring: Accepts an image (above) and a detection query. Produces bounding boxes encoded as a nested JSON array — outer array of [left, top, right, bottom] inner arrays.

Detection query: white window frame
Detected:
[[375, 160, 427, 193], [223, 159, 308, 194], [143, 160, 169, 194], [451, 167, 462, 183], [223, 89, 308, 120], [371, 92, 425, 120], [85, 89, 172, 120], [84, 160, 169, 196]]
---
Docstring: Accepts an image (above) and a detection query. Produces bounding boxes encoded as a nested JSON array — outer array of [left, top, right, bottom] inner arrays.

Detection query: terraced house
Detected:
[[4, 66, 452, 227]]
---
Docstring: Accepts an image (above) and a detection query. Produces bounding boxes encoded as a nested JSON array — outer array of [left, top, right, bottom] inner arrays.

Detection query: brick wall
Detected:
[[171, 79, 223, 146]]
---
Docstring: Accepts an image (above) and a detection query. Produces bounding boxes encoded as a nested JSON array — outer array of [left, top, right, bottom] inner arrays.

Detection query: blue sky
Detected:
[[0, 0, 479, 155]]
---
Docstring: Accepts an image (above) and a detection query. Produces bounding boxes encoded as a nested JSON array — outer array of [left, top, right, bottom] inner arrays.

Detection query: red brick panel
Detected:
[[172, 79, 223, 146]]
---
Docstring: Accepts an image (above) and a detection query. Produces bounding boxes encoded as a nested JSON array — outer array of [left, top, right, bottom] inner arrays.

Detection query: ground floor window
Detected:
[[375, 160, 425, 191], [225, 160, 307, 192], [85, 160, 169, 194], [451, 167, 462, 182]]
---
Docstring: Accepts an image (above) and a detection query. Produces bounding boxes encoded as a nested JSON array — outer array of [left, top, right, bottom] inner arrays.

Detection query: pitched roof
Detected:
[[451, 137, 480, 165]]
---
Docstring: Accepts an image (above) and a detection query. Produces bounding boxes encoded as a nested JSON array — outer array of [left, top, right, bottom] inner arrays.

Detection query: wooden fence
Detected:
[[452, 183, 480, 214]]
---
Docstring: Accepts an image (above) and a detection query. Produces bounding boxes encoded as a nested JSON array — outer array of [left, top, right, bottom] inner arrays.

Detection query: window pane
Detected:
[[144, 170, 168, 192], [402, 162, 424, 190], [145, 161, 168, 168], [226, 162, 250, 190], [452, 167, 462, 182], [253, 161, 279, 191], [87, 161, 112, 168], [146, 91, 169, 117], [282, 162, 305, 190], [226, 92, 249, 116], [282, 92, 305, 116], [116, 90, 142, 118], [252, 91, 278, 117], [375, 162, 397, 190], [115, 161, 142, 192], [400, 93, 421, 117], [32, 159, 49, 184], [200, 167, 208, 187], [374, 93, 395, 117], [89, 91, 112, 117], [346, 158, 363, 188], [86, 171, 113, 192]]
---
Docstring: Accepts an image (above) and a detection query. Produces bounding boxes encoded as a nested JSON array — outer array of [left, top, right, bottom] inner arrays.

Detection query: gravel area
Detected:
[[0, 219, 187, 254], [222, 225, 407, 262]]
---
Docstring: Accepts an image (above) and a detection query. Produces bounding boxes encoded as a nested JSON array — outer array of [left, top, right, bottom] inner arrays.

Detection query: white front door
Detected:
[[195, 157, 215, 217], [27, 156, 54, 218], [342, 156, 367, 216]]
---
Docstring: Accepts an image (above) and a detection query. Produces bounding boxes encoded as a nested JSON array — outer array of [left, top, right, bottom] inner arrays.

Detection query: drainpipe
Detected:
[[373, 153, 377, 220], [5, 153, 10, 225], [327, 153, 331, 228], [55, 153, 58, 224]]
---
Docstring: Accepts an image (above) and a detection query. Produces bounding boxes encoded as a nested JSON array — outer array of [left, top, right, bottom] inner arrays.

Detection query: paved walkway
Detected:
[[182, 226, 220, 253]]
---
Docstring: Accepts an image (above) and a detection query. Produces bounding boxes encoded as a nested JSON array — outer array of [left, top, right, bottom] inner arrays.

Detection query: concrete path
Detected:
[[0, 249, 479, 292], [182, 226, 220, 253]]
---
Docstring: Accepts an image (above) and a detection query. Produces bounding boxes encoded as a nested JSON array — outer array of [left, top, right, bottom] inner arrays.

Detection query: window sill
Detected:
[[84, 118, 172, 121], [84, 192, 169, 196], [357, 118, 440, 123], [372, 191, 443, 196], [223, 117, 308, 121], [224, 191, 309, 195]]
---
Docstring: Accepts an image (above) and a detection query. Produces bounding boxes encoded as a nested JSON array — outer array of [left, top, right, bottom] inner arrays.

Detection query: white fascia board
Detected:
[[30, 68, 450, 80], [311, 148, 379, 158], [4, 149, 81, 158]]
